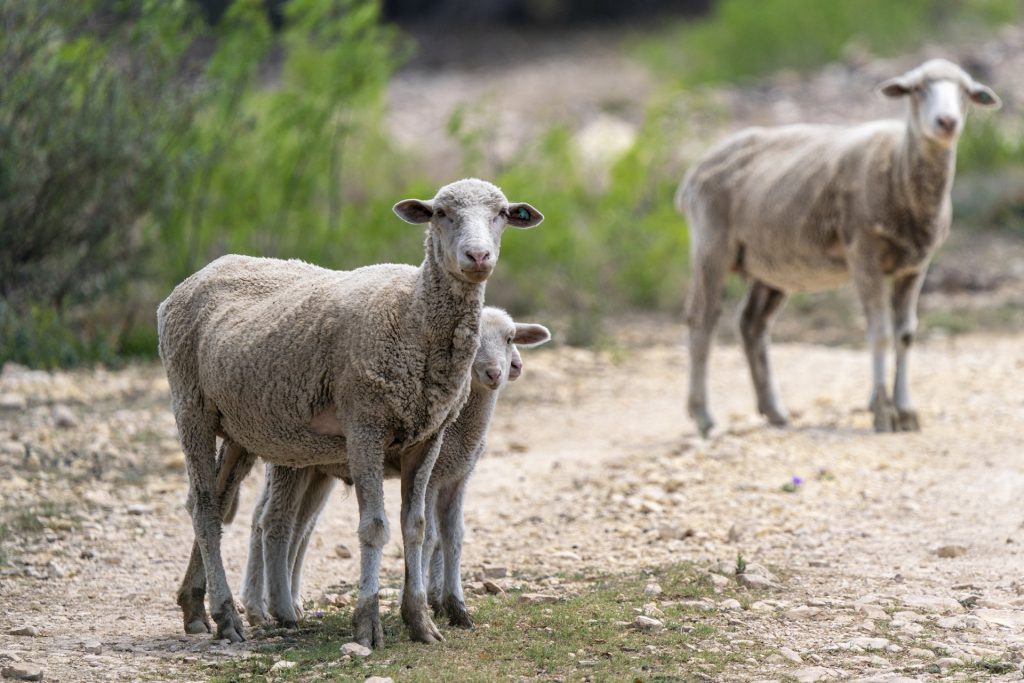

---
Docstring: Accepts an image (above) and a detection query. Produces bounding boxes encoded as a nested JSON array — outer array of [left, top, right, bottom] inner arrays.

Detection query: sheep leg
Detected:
[[287, 470, 335, 621], [438, 477, 473, 628], [421, 485, 443, 617], [177, 439, 255, 636], [738, 280, 789, 426], [349, 427, 390, 649], [178, 411, 246, 642], [851, 259, 898, 432], [891, 268, 926, 431], [399, 436, 445, 644], [686, 246, 731, 437], [241, 467, 272, 627], [261, 467, 315, 628]]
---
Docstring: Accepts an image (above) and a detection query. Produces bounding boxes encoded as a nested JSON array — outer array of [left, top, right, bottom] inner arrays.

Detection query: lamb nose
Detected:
[[465, 248, 491, 265], [485, 367, 501, 383], [935, 115, 958, 133]]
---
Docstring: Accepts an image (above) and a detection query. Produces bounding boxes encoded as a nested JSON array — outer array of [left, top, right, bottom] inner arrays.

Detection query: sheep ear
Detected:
[[513, 323, 551, 347], [967, 82, 1001, 109], [506, 203, 544, 228], [879, 76, 913, 98], [393, 199, 434, 224]]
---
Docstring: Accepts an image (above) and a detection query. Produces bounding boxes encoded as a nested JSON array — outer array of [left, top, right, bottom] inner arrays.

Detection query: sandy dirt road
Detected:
[[1, 329, 1023, 681]]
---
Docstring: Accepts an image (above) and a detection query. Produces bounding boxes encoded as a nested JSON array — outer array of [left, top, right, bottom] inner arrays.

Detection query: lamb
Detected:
[[157, 178, 543, 647], [676, 59, 1000, 436], [238, 307, 550, 629]]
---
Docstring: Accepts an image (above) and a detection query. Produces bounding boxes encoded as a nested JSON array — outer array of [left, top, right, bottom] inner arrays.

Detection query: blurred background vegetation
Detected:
[[2, 0, 1023, 367]]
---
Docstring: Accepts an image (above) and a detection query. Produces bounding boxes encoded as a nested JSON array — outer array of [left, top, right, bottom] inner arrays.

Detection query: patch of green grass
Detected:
[[206, 563, 761, 682], [0, 522, 8, 564], [2, 502, 80, 534]]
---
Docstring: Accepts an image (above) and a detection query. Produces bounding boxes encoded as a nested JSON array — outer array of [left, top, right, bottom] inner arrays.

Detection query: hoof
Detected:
[[275, 618, 298, 630], [184, 618, 211, 635], [353, 596, 384, 649], [212, 600, 246, 643], [242, 602, 269, 628], [763, 410, 789, 428], [897, 408, 920, 432], [870, 396, 899, 433], [444, 596, 473, 629], [402, 600, 444, 644]]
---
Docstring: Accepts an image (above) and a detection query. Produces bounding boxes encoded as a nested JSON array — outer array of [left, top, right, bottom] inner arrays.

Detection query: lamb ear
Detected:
[[878, 76, 914, 98], [393, 199, 434, 224], [506, 203, 544, 228], [513, 323, 551, 347], [967, 82, 1001, 109]]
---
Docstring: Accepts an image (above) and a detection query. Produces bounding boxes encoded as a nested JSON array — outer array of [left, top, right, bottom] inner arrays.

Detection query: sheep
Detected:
[[157, 178, 544, 646], [237, 307, 550, 629], [676, 59, 1000, 436]]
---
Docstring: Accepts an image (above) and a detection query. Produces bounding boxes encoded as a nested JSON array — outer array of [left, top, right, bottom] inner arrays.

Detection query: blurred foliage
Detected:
[[635, 0, 1022, 85]]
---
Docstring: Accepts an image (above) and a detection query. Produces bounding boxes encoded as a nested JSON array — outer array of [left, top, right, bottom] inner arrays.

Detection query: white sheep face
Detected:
[[879, 58, 1001, 148], [392, 178, 543, 284], [472, 308, 550, 391]]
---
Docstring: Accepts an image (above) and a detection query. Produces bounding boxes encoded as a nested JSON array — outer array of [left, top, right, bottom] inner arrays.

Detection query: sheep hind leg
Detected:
[[738, 280, 789, 426], [178, 414, 245, 642], [686, 243, 731, 437], [438, 478, 472, 628]]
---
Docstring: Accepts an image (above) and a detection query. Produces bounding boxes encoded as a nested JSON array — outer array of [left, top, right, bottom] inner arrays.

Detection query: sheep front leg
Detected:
[[349, 427, 390, 649], [437, 477, 473, 628], [851, 258, 898, 432], [399, 436, 445, 644], [892, 268, 927, 431], [421, 485, 443, 617], [738, 280, 790, 426]]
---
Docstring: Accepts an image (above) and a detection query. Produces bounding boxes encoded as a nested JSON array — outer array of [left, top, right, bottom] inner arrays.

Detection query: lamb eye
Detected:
[[506, 336, 513, 345], [435, 209, 446, 219]]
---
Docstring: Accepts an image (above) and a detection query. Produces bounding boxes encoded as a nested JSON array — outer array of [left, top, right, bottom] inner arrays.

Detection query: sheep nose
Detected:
[[485, 367, 501, 383], [464, 248, 491, 266], [935, 115, 958, 134]]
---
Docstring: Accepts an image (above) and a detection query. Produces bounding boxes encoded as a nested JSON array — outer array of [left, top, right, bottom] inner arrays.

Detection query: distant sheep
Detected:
[[239, 307, 550, 629], [677, 59, 1000, 435], [158, 178, 543, 646]]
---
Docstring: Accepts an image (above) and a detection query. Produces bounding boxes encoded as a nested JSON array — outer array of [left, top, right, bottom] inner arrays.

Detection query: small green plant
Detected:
[[735, 553, 747, 575], [781, 475, 804, 493]]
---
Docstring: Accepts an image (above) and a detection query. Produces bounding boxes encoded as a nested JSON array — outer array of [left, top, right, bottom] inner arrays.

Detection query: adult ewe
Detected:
[[677, 59, 999, 436], [157, 179, 543, 646], [238, 307, 550, 630]]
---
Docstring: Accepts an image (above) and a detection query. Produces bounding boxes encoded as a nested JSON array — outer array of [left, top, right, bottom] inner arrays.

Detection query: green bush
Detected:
[[636, 0, 1021, 85]]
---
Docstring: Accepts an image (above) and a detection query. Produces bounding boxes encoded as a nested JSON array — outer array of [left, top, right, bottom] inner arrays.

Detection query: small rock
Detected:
[[481, 565, 507, 579], [577, 659, 598, 667], [792, 666, 839, 682], [901, 595, 964, 614], [642, 602, 665, 618], [269, 660, 296, 672], [0, 394, 27, 412], [935, 656, 962, 669], [643, 583, 663, 596], [709, 560, 736, 576], [779, 647, 803, 664], [125, 503, 154, 515], [632, 616, 664, 632], [749, 600, 774, 612], [720, 598, 742, 611], [908, 647, 934, 659], [340, 642, 371, 657], [0, 663, 43, 682], [364, 677, 394, 683], [935, 545, 967, 558], [845, 637, 889, 651], [520, 593, 560, 604], [51, 405, 78, 429], [727, 524, 742, 543], [738, 573, 780, 590], [658, 525, 694, 541], [552, 551, 581, 562], [80, 640, 102, 655], [6, 627, 38, 637], [334, 544, 353, 559], [975, 608, 1024, 628], [707, 573, 731, 589], [482, 579, 505, 595]]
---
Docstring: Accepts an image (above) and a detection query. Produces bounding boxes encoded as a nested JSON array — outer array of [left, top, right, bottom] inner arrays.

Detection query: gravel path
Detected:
[[1, 330, 1023, 681]]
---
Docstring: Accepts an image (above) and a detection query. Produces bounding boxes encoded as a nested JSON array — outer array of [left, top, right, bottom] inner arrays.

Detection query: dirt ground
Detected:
[[1, 325, 1024, 682]]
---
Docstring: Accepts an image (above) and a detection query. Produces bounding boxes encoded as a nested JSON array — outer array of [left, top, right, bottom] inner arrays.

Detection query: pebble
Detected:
[[707, 573, 731, 589], [0, 663, 43, 681], [552, 551, 581, 561], [845, 637, 889, 651], [908, 647, 934, 659], [783, 605, 821, 620], [631, 616, 664, 632], [340, 642, 371, 657], [0, 394, 27, 411], [935, 545, 967, 558], [642, 602, 664, 618], [81, 640, 102, 655], [6, 628, 38, 638], [520, 593, 560, 604], [974, 608, 1024, 628], [334, 544, 353, 559], [643, 583, 663, 595], [934, 656, 962, 669], [738, 573, 780, 590], [901, 595, 963, 614], [780, 647, 803, 663], [269, 660, 296, 672], [125, 503, 154, 516], [481, 565, 507, 579], [51, 405, 78, 429], [482, 579, 505, 595], [791, 666, 839, 682], [720, 598, 742, 611], [364, 677, 394, 683]]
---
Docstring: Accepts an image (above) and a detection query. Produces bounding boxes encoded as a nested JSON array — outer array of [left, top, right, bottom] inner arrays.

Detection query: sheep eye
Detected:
[[435, 209, 446, 219], [499, 208, 508, 219], [506, 336, 513, 345]]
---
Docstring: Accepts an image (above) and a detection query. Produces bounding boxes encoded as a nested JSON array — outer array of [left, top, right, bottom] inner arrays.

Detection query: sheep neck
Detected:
[[893, 123, 955, 252]]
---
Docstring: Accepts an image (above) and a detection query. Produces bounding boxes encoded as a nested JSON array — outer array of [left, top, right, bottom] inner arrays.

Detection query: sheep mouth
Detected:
[[459, 267, 493, 283]]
